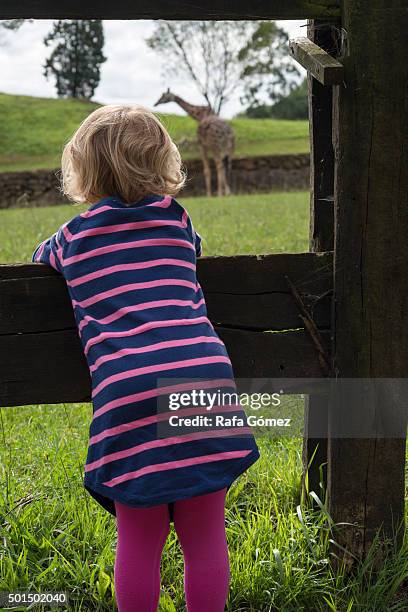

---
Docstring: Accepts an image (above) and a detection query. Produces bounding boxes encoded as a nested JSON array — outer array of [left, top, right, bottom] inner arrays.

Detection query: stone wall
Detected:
[[0, 154, 310, 208]]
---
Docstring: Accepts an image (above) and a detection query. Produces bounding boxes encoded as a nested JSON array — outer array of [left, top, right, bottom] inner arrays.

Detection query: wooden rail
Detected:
[[289, 37, 344, 85], [0, 0, 341, 20], [0, 253, 332, 407]]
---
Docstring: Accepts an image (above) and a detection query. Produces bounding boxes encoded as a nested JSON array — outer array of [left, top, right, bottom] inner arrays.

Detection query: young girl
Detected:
[[31, 105, 260, 612]]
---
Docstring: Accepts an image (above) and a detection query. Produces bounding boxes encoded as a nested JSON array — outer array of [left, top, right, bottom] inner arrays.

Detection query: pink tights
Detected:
[[114, 487, 230, 612]]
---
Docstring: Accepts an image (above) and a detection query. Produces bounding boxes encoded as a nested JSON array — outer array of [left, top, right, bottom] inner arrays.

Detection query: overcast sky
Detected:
[[0, 20, 306, 118]]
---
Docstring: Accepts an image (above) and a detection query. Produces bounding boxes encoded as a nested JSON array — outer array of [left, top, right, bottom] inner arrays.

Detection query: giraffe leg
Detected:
[[215, 157, 226, 197], [200, 147, 212, 197], [223, 156, 232, 196]]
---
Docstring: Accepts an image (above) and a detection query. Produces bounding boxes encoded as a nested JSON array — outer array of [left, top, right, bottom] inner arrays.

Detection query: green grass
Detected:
[[0, 192, 310, 263], [0, 92, 309, 172], [3, 403, 407, 612], [1, 192, 407, 611]]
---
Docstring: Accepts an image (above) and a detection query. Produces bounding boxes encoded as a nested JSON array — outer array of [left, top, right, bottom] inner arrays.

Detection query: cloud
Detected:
[[0, 19, 306, 117]]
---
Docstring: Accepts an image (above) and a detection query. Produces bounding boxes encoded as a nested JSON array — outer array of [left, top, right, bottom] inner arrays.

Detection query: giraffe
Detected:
[[154, 89, 235, 197]]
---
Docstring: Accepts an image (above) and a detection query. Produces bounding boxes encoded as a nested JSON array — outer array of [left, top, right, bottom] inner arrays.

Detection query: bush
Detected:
[[244, 79, 308, 120]]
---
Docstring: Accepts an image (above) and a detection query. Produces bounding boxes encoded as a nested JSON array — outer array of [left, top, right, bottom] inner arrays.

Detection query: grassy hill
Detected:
[[0, 92, 309, 173]]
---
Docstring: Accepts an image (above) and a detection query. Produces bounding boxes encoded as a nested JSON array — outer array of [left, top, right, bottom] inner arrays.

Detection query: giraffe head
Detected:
[[154, 88, 176, 107]]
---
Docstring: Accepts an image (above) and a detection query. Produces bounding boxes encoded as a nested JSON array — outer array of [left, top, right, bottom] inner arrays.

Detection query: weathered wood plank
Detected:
[[0, 328, 329, 407], [0, 253, 333, 333], [197, 252, 332, 294], [0, 254, 332, 406], [0, 252, 333, 290], [0, 274, 331, 333], [330, 0, 408, 565], [0, 252, 333, 287], [0, 276, 75, 333], [0, 1, 341, 20], [1, 329, 91, 407], [218, 328, 330, 379], [289, 37, 344, 85], [202, 252, 332, 328], [302, 19, 339, 502], [206, 292, 330, 330]]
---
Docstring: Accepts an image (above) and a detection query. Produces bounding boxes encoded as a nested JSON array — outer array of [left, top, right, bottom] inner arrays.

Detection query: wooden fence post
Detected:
[[302, 18, 339, 502], [329, 0, 408, 566]]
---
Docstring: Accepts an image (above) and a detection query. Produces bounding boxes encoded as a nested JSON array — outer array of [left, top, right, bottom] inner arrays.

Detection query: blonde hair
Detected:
[[61, 104, 186, 204]]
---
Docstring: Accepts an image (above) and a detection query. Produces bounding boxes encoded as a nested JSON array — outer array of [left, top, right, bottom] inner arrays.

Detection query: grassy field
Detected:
[[0, 192, 310, 263], [0, 93, 309, 172], [1, 193, 407, 611]]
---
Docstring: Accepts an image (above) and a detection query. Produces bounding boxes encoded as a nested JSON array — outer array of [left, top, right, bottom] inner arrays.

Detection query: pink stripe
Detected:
[[67, 258, 195, 288], [103, 450, 252, 487], [64, 217, 187, 242], [81, 195, 172, 218], [54, 233, 65, 269], [86, 427, 251, 472], [80, 205, 117, 219], [72, 278, 198, 308], [78, 297, 206, 332], [56, 243, 64, 266], [34, 241, 46, 261], [62, 225, 72, 242], [92, 355, 231, 397], [92, 378, 234, 420], [89, 404, 241, 446], [90, 336, 223, 373], [84, 316, 211, 355], [147, 195, 172, 208], [49, 250, 57, 270], [63, 238, 193, 266]]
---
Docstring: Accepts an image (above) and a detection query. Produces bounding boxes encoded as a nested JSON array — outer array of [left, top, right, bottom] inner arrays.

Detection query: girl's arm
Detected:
[[193, 227, 202, 258], [31, 228, 65, 274], [186, 214, 202, 258]]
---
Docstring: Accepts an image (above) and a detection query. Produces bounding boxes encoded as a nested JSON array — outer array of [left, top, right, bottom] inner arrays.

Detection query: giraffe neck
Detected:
[[173, 95, 212, 121]]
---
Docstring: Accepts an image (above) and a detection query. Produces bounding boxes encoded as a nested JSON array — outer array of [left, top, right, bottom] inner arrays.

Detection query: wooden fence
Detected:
[[0, 253, 332, 406]]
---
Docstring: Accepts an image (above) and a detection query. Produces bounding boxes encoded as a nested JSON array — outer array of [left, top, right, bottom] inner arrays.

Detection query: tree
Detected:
[[1, 20, 25, 31], [0, 19, 26, 42], [43, 20, 107, 100], [244, 78, 308, 120], [146, 21, 298, 115], [238, 21, 300, 109]]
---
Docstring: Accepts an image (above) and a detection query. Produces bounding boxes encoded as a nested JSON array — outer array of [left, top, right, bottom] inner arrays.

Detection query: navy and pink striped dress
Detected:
[[32, 194, 260, 517]]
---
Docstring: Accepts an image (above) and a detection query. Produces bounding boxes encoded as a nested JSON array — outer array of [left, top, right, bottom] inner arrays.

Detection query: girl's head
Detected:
[[61, 104, 186, 204]]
